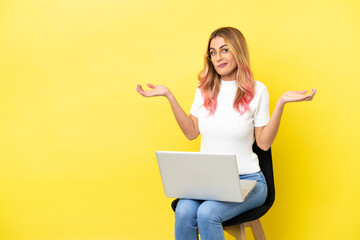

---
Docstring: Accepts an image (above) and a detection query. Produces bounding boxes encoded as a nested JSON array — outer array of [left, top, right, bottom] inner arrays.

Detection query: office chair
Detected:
[[171, 141, 275, 240]]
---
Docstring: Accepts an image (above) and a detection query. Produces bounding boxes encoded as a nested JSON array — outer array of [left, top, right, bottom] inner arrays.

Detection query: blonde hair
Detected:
[[198, 27, 255, 114]]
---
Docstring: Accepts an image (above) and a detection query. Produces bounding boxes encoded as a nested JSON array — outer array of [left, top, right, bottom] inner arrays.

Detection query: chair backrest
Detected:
[[252, 141, 275, 206], [221, 141, 275, 226]]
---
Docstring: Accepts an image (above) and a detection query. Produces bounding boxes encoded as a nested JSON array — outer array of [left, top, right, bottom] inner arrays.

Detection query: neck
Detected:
[[221, 79, 236, 82], [221, 76, 236, 81]]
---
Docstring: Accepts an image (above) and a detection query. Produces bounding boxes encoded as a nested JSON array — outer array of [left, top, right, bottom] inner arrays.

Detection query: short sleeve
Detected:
[[190, 88, 203, 117], [254, 87, 270, 127]]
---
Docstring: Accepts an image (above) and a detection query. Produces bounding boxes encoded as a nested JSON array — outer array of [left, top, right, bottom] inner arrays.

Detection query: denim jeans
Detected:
[[174, 171, 267, 240]]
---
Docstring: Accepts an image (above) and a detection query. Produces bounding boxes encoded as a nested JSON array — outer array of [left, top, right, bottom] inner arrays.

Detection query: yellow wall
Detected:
[[1, 0, 359, 239]]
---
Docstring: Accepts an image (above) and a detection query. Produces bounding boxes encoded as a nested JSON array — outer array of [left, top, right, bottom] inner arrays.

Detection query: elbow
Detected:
[[257, 142, 271, 151], [187, 136, 196, 141], [185, 132, 199, 141]]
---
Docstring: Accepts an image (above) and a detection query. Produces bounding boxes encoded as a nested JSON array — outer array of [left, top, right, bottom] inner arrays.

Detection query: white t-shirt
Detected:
[[190, 80, 270, 174]]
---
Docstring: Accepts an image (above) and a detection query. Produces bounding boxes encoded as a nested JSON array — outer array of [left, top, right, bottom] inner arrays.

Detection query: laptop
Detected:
[[155, 151, 257, 202]]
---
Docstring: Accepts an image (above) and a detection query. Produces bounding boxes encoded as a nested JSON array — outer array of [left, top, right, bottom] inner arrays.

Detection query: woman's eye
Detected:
[[222, 49, 229, 53], [210, 51, 216, 55]]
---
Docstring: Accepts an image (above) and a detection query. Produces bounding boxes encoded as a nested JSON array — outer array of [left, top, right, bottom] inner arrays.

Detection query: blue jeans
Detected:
[[174, 171, 267, 240]]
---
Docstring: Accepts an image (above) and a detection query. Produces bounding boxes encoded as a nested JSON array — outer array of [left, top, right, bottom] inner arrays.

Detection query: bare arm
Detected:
[[166, 92, 200, 140], [255, 88, 317, 151], [136, 83, 199, 140]]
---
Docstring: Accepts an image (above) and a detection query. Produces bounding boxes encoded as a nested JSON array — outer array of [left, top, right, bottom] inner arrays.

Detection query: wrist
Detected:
[[165, 90, 173, 100], [278, 97, 286, 106]]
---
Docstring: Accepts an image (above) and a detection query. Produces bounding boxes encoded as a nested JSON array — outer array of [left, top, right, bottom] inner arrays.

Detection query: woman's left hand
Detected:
[[280, 88, 317, 104]]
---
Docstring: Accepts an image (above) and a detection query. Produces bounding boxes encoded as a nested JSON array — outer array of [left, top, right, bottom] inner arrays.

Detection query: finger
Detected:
[[136, 86, 144, 93], [137, 90, 146, 97], [147, 83, 155, 89], [135, 84, 141, 92], [136, 88, 146, 96], [309, 89, 317, 99], [296, 90, 308, 94], [312, 92, 316, 100], [137, 86, 154, 97], [312, 88, 317, 95], [136, 85, 147, 96], [306, 94, 315, 101]]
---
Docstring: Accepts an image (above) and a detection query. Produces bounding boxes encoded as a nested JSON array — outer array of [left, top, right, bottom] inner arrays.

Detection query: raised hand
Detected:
[[136, 83, 171, 98], [280, 88, 317, 104]]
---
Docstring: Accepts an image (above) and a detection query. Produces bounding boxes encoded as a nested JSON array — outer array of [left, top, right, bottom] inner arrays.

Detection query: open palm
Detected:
[[136, 83, 169, 98], [281, 89, 317, 103]]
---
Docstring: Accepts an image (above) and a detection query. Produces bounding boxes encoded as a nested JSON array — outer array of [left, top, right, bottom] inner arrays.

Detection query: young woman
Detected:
[[136, 27, 316, 240]]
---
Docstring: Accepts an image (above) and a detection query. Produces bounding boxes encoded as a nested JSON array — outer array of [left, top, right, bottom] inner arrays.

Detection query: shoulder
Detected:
[[254, 80, 269, 96], [251, 80, 269, 106], [195, 86, 202, 95], [254, 80, 268, 91], [193, 85, 203, 100]]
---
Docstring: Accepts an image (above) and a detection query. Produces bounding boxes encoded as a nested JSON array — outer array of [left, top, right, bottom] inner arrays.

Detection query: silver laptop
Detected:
[[155, 151, 257, 202]]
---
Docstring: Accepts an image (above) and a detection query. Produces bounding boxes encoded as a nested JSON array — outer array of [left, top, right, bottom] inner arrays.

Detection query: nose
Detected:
[[216, 52, 223, 61], [215, 52, 223, 61]]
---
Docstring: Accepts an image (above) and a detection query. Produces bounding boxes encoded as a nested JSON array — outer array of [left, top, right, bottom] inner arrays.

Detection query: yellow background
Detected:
[[1, 0, 359, 239]]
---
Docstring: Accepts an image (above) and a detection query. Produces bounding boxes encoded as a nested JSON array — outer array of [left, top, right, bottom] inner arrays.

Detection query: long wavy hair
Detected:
[[198, 27, 255, 115]]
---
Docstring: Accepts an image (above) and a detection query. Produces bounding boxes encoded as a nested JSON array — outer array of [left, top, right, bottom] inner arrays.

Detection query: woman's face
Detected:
[[209, 36, 238, 81]]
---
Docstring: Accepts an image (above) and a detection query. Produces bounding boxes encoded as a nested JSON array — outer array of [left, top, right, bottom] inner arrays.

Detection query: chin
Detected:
[[218, 70, 231, 76]]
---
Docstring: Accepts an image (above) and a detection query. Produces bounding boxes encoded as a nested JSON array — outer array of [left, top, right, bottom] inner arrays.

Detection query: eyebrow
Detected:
[[210, 44, 227, 51]]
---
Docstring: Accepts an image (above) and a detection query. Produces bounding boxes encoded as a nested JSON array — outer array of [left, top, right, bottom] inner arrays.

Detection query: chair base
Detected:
[[224, 219, 266, 240]]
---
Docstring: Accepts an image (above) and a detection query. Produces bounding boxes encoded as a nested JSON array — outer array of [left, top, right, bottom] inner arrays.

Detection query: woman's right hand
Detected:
[[136, 83, 199, 140], [136, 83, 171, 98]]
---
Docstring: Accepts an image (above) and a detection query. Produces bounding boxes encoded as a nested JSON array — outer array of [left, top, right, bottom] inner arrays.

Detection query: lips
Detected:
[[218, 63, 227, 68]]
